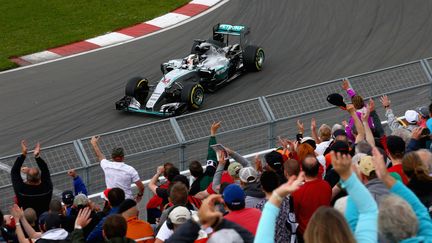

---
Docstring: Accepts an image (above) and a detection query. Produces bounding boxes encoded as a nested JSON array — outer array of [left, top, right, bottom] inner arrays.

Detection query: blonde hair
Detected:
[[351, 95, 364, 110], [304, 207, 356, 243]]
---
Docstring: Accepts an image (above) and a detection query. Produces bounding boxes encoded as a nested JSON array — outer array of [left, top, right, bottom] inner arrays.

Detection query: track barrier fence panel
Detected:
[[0, 58, 431, 213]]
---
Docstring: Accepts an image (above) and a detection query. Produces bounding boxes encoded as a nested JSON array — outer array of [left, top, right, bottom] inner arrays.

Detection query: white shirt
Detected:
[[100, 159, 140, 199], [315, 140, 332, 156]]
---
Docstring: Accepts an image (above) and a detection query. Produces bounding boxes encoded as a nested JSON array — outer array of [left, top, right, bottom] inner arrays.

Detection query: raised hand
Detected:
[[34, 142, 41, 157], [90, 136, 100, 145], [21, 140, 28, 156], [75, 207, 92, 228], [330, 151, 352, 180], [10, 204, 24, 220], [346, 104, 356, 114], [361, 104, 371, 122], [311, 118, 317, 130], [156, 166, 165, 175], [274, 171, 305, 197], [297, 120, 305, 134], [368, 98, 375, 112], [379, 95, 390, 108], [371, 146, 395, 188], [198, 194, 224, 228], [210, 121, 222, 136], [255, 154, 263, 172], [341, 79, 350, 90], [217, 151, 227, 167]]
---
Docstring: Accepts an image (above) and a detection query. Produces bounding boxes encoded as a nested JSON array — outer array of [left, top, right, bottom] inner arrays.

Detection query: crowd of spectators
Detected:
[[1, 79, 432, 242]]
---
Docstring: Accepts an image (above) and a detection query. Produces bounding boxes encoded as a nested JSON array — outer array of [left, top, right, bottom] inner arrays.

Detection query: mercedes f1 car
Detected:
[[115, 23, 265, 116]]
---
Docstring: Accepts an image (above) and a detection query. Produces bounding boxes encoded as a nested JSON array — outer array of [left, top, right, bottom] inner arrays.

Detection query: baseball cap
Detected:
[[101, 188, 112, 201], [168, 206, 191, 225], [358, 156, 375, 176], [264, 151, 283, 171], [61, 190, 74, 205], [301, 137, 316, 150], [327, 93, 347, 108], [352, 153, 367, 165], [73, 193, 89, 207], [223, 184, 245, 208], [333, 129, 347, 138], [417, 106, 429, 118], [404, 110, 419, 124], [227, 162, 243, 178], [111, 147, 124, 158], [117, 199, 137, 214], [330, 141, 350, 154], [239, 167, 258, 183]]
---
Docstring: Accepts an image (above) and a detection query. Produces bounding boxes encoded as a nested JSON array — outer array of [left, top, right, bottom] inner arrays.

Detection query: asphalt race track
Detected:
[[2, 0, 432, 156]]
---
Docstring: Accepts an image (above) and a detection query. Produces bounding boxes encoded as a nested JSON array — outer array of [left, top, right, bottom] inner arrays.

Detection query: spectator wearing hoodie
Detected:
[[36, 213, 70, 242], [380, 95, 419, 133], [72, 209, 135, 243], [239, 167, 265, 208], [87, 188, 125, 242]]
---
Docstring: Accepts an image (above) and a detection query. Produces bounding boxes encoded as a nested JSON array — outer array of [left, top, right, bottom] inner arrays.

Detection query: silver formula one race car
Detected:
[[115, 23, 265, 117]]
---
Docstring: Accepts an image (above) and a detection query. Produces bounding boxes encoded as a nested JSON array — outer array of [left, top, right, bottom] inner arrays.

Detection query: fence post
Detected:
[[74, 139, 91, 188], [258, 96, 276, 148], [420, 59, 432, 100], [169, 118, 187, 170]]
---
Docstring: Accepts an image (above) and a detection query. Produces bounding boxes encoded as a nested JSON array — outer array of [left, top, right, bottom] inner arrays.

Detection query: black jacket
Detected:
[[11, 155, 53, 218], [165, 218, 254, 243], [408, 178, 432, 215]]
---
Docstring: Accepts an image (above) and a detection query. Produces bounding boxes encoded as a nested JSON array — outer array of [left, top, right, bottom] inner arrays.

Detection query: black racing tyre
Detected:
[[243, 45, 265, 72], [125, 77, 149, 104], [181, 83, 205, 110]]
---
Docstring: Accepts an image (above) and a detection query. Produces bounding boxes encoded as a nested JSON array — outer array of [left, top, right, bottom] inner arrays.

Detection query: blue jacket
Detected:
[[86, 207, 118, 242], [390, 181, 432, 243], [73, 176, 88, 195]]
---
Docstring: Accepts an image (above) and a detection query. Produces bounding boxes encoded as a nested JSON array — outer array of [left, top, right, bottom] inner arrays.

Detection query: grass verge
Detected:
[[0, 0, 190, 70]]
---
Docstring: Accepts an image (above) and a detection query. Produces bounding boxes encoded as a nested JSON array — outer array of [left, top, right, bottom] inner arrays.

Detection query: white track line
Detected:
[[0, 0, 230, 75]]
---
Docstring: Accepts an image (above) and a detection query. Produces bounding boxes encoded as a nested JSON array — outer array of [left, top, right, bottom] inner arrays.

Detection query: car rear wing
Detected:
[[212, 23, 250, 47]]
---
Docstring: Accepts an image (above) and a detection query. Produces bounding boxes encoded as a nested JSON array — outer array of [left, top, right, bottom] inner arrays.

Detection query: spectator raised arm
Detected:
[[90, 136, 106, 162], [362, 102, 375, 146], [68, 169, 88, 196], [347, 104, 365, 144], [149, 166, 165, 195]]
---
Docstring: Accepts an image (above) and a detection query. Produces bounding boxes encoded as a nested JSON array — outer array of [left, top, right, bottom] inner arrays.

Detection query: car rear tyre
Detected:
[[243, 46, 265, 72], [181, 83, 204, 110], [125, 77, 149, 104]]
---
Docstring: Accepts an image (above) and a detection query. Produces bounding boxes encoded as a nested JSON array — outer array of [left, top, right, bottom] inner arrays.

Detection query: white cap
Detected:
[[405, 110, 419, 124], [168, 206, 191, 225]]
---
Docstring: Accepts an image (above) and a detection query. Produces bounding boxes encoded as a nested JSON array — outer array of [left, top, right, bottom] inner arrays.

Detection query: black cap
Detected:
[[327, 93, 347, 108], [62, 190, 74, 205], [333, 129, 347, 138], [331, 141, 350, 154]]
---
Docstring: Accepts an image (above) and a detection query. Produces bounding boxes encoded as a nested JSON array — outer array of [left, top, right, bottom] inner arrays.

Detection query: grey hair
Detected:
[[355, 140, 372, 155], [379, 195, 418, 242], [332, 124, 344, 134], [416, 149, 432, 173], [391, 128, 411, 146]]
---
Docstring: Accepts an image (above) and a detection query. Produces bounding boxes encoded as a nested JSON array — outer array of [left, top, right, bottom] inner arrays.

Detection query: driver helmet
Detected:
[[186, 54, 199, 69], [197, 42, 212, 54]]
